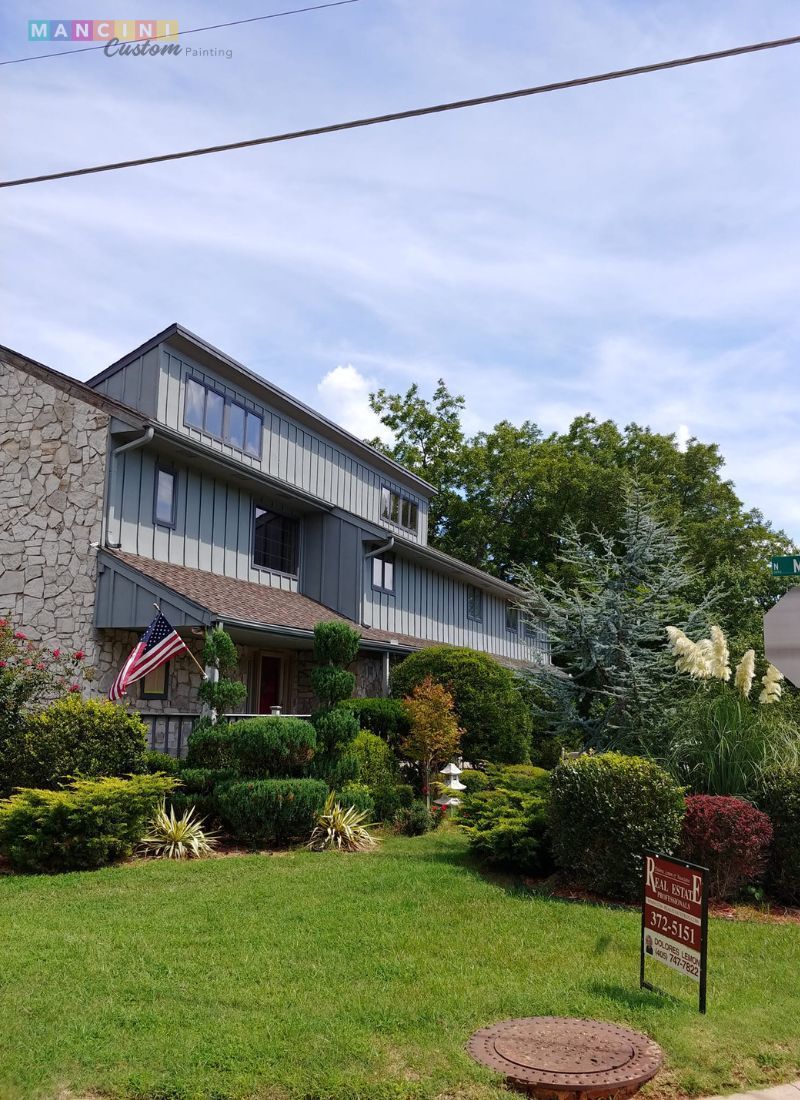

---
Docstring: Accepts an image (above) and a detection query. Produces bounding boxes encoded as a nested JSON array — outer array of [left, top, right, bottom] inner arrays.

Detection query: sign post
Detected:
[[641, 852, 708, 1013]]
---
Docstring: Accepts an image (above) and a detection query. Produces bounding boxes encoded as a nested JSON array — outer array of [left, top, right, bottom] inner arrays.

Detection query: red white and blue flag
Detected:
[[109, 611, 187, 701]]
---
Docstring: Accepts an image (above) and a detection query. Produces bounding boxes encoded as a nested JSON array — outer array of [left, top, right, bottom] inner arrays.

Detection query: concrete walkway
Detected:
[[706, 1084, 800, 1100]]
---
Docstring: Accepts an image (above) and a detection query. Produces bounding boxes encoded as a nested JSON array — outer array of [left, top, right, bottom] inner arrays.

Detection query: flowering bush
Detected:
[[679, 795, 773, 900]]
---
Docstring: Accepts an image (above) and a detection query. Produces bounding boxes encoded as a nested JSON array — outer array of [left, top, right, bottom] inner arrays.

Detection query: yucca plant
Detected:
[[139, 801, 219, 860], [307, 792, 378, 852]]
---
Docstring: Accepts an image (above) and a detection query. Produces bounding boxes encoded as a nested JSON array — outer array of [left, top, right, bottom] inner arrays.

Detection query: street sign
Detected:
[[771, 556, 800, 576], [640, 852, 708, 1013], [764, 586, 800, 687]]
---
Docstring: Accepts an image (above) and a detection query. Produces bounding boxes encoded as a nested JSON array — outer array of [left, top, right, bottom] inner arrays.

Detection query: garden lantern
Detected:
[[433, 762, 466, 814]]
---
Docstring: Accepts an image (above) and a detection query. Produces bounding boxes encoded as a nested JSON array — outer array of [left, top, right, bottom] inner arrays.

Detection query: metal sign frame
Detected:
[[640, 851, 709, 1014]]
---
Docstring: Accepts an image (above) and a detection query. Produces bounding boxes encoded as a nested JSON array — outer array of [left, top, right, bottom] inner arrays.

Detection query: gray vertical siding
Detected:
[[107, 448, 299, 591], [362, 555, 548, 663], [91, 348, 160, 417], [154, 345, 430, 543]]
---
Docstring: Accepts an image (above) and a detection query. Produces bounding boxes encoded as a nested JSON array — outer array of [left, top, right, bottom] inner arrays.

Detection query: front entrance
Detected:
[[258, 655, 283, 713]]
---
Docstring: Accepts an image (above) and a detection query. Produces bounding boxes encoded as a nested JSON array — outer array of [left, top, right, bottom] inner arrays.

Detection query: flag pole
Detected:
[[153, 602, 208, 679]]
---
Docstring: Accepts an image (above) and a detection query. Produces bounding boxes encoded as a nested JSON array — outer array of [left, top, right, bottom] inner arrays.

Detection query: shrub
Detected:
[[460, 768, 491, 794], [185, 720, 235, 770], [761, 770, 800, 904], [391, 646, 531, 763], [351, 730, 398, 788], [0, 774, 176, 872], [139, 801, 219, 860], [215, 778, 328, 846], [393, 799, 442, 836], [373, 782, 414, 821], [338, 698, 411, 749], [485, 764, 549, 794], [226, 717, 316, 778], [531, 731, 585, 770], [141, 750, 180, 775], [549, 753, 686, 901], [313, 622, 361, 667], [460, 786, 553, 875], [311, 667, 355, 708], [309, 708, 360, 786], [337, 782, 375, 816], [7, 697, 147, 791], [679, 795, 772, 901], [197, 628, 247, 715], [169, 766, 234, 823], [307, 792, 378, 852]]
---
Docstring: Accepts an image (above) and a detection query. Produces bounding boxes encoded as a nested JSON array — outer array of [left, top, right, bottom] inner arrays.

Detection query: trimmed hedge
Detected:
[[338, 698, 411, 749], [337, 782, 375, 816], [3, 697, 147, 792], [215, 779, 328, 846], [679, 795, 772, 901], [226, 717, 316, 778], [0, 774, 176, 872], [760, 769, 800, 904], [549, 753, 686, 901], [141, 750, 180, 775], [390, 646, 531, 763], [185, 721, 234, 770]]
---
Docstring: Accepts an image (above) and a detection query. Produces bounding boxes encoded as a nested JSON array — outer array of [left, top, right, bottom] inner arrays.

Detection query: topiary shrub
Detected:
[[338, 698, 411, 750], [549, 752, 686, 901], [0, 774, 176, 872], [168, 767, 235, 824], [373, 782, 414, 822], [141, 750, 180, 775], [215, 778, 328, 846], [460, 786, 553, 875], [760, 769, 800, 904], [197, 628, 247, 716], [679, 795, 773, 901], [351, 730, 399, 789], [226, 717, 316, 778], [313, 622, 361, 667], [390, 646, 531, 763], [309, 708, 360, 787], [337, 782, 375, 817], [6, 697, 147, 791], [184, 720, 234, 770], [311, 666, 355, 708]]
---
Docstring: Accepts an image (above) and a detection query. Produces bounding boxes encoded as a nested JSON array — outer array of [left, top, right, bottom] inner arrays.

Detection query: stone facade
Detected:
[[0, 350, 111, 685]]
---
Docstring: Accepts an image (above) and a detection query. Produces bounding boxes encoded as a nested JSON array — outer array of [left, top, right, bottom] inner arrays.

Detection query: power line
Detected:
[[0, 0, 363, 67], [3, 32, 799, 189]]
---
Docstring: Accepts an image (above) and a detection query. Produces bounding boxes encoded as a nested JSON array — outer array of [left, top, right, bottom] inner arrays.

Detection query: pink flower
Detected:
[[73, 650, 86, 661], [35, 663, 45, 671], [14, 631, 26, 640], [0, 618, 8, 628], [52, 648, 60, 659], [68, 683, 81, 693], [0, 660, 6, 669]]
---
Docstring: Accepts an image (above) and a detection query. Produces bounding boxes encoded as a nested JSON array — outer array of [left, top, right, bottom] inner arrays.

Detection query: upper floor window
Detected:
[[372, 554, 395, 594], [154, 465, 176, 528], [467, 585, 483, 623], [184, 376, 263, 458], [381, 486, 419, 533], [505, 602, 519, 632], [252, 506, 299, 575]]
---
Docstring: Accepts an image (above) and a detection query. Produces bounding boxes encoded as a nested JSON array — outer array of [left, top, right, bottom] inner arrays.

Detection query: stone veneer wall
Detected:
[[0, 350, 113, 688]]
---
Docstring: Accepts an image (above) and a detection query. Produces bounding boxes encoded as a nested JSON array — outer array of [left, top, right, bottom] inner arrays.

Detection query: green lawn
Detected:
[[1, 829, 799, 1100]]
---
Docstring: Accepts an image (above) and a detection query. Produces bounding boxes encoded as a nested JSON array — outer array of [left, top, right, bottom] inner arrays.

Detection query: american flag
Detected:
[[109, 611, 188, 702]]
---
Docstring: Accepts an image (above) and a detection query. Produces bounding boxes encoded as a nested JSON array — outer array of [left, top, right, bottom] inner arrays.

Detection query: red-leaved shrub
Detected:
[[679, 795, 772, 900]]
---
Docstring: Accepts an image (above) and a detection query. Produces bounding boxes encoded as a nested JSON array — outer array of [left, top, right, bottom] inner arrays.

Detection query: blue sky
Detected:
[[3, 1, 800, 539]]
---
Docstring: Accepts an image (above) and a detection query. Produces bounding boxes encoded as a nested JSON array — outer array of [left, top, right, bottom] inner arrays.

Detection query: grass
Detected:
[[1, 829, 799, 1100]]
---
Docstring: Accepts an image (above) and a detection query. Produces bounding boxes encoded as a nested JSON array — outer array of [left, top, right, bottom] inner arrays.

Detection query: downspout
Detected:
[[362, 537, 395, 688], [102, 426, 154, 548]]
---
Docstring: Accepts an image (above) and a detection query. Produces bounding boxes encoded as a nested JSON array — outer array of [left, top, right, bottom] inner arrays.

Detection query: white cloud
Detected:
[[315, 365, 389, 442]]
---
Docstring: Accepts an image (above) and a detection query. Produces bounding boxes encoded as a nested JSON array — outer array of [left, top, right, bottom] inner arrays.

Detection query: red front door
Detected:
[[258, 656, 282, 713]]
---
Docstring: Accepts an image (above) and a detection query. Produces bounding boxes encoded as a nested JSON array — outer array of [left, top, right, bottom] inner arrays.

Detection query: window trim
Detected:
[[153, 463, 177, 529], [371, 553, 396, 595], [140, 660, 170, 700], [183, 373, 264, 459], [505, 602, 519, 633], [380, 484, 419, 534], [251, 503, 300, 578], [466, 585, 484, 623]]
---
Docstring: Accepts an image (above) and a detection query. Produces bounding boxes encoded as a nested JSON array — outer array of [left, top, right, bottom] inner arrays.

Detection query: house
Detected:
[[0, 326, 548, 752]]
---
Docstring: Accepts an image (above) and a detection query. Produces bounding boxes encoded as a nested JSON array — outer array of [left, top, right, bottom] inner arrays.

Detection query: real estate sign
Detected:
[[640, 852, 708, 1013]]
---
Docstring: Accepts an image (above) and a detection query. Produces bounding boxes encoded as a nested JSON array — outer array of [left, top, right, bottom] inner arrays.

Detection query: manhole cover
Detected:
[[467, 1017, 662, 1098]]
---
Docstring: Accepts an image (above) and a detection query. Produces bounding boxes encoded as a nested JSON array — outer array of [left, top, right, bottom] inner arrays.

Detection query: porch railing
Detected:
[[140, 711, 313, 756]]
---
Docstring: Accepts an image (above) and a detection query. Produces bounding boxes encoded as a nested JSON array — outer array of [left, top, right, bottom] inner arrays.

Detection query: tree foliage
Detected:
[[401, 676, 462, 806]]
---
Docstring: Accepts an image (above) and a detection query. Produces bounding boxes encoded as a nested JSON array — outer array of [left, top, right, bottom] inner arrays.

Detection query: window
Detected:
[[184, 376, 263, 458], [381, 486, 419, 533], [372, 554, 395, 594], [505, 602, 519, 632], [253, 506, 299, 574], [140, 661, 169, 700], [154, 465, 176, 528], [467, 585, 483, 622]]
